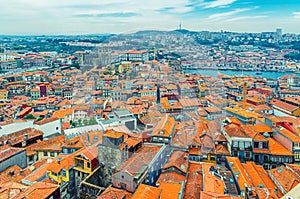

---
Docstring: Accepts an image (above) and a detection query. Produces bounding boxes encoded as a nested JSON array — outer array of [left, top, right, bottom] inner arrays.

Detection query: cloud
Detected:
[[204, 0, 236, 8], [74, 12, 139, 18], [293, 12, 300, 19], [0, 0, 299, 34], [224, 15, 267, 22], [207, 8, 251, 21]]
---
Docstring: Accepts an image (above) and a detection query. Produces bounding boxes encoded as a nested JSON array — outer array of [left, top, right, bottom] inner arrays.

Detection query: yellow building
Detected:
[[37, 150, 61, 160], [0, 89, 8, 101], [73, 145, 99, 183], [118, 62, 131, 73], [47, 154, 75, 185], [225, 106, 265, 124]]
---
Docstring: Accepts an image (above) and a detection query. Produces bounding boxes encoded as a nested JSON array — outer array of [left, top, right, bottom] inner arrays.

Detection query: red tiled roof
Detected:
[[164, 151, 188, 174], [97, 187, 132, 199], [184, 162, 203, 199], [0, 147, 25, 163], [270, 99, 298, 112], [117, 145, 162, 176], [132, 184, 161, 199]]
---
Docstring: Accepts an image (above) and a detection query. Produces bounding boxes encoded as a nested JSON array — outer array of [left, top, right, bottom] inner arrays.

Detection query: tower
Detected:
[[276, 28, 282, 37]]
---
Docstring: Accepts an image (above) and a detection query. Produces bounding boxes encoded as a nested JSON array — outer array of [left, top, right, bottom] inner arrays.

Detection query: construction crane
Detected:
[[243, 82, 247, 109], [199, 83, 205, 101]]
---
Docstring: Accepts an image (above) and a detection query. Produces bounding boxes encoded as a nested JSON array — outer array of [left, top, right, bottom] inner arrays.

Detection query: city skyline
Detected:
[[1, 0, 300, 35]]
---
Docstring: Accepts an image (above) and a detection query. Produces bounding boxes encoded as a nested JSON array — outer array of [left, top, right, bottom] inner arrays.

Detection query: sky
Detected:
[[0, 0, 300, 35]]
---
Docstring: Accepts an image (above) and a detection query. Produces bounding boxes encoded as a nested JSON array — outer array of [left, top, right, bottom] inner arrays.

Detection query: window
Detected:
[[29, 155, 34, 162], [56, 127, 59, 130], [44, 152, 48, 156], [245, 152, 251, 158], [263, 142, 268, 149], [50, 152, 55, 157], [239, 141, 245, 149], [87, 162, 90, 168], [254, 142, 259, 148], [232, 151, 238, 157], [245, 141, 251, 149], [295, 152, 300, 160], [62, 169, 66, 177], [232, 141, 238, 148], [121, 175, 124, 179]]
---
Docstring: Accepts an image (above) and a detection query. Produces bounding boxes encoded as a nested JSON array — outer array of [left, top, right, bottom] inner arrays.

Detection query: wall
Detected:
[[273, 131, 293, 152], [112, 170, 135, 192], [0, 119, 62, 139], [0, 121, 33, 136], [147, 144, 168, 186], [35, 119, 62, 138], [0, 150, 27, 172]]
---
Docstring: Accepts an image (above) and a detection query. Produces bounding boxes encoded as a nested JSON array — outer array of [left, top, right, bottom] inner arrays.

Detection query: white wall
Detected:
[[0, 119, 62, 138], [0, 121, 33, 136], [35, 119, 62, 138]]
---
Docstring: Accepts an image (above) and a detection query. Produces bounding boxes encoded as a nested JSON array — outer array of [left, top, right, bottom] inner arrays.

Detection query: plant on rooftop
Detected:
[[24, 114, 36, 120], [36, 117, 43, 122]]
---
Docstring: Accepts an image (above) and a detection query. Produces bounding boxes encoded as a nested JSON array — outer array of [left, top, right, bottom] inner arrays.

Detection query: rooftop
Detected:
[[269, 165, 300, 193], [132, 184, 161, 199], [0, 147, 25, 163], [117, 145, 162, 176]]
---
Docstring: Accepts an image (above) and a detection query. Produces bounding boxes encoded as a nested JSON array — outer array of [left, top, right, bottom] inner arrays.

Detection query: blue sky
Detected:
[[0, 0, 299, 35]]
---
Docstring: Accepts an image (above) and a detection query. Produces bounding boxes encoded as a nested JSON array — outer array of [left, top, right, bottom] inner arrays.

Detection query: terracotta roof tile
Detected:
[[249, 125, 273, 133], [132, 184, 161, 199], [184, 162, 203, 199], [156, 172, 186, 184], [0, 128, 43, 146], [268, 138, 293, 156], [159, 183, 182, 199], [117, 145, 162, 176], [152, 115, 175, 138], [242, 161, 282, 198], [34, 117, 60, 125], [269, 165, 300, 193], [203, 162, 225, 194], [164, 151, 188, 174], [97, 187, 132, 199], [226, 157, 251, 192], [0, 147, 25, 163], [270, 99, 298, 112]]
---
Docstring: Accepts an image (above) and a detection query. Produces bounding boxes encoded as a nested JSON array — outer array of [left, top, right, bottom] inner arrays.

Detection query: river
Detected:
[[184, 69, 300, 79]]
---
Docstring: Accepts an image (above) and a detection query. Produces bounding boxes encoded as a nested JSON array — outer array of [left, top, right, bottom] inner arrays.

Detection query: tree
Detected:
[[89, 118, 97, 125], [24, 114, 36, 119], [36, 117, 43, 121], [83, 119, 89, 126], [70, 120, 78, 128]]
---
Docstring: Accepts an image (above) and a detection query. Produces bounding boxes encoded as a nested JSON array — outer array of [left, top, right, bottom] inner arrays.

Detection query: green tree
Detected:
[[89, 118, 97, 125], [24, 114, 36, 119], [83, 119, 89, 126]]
